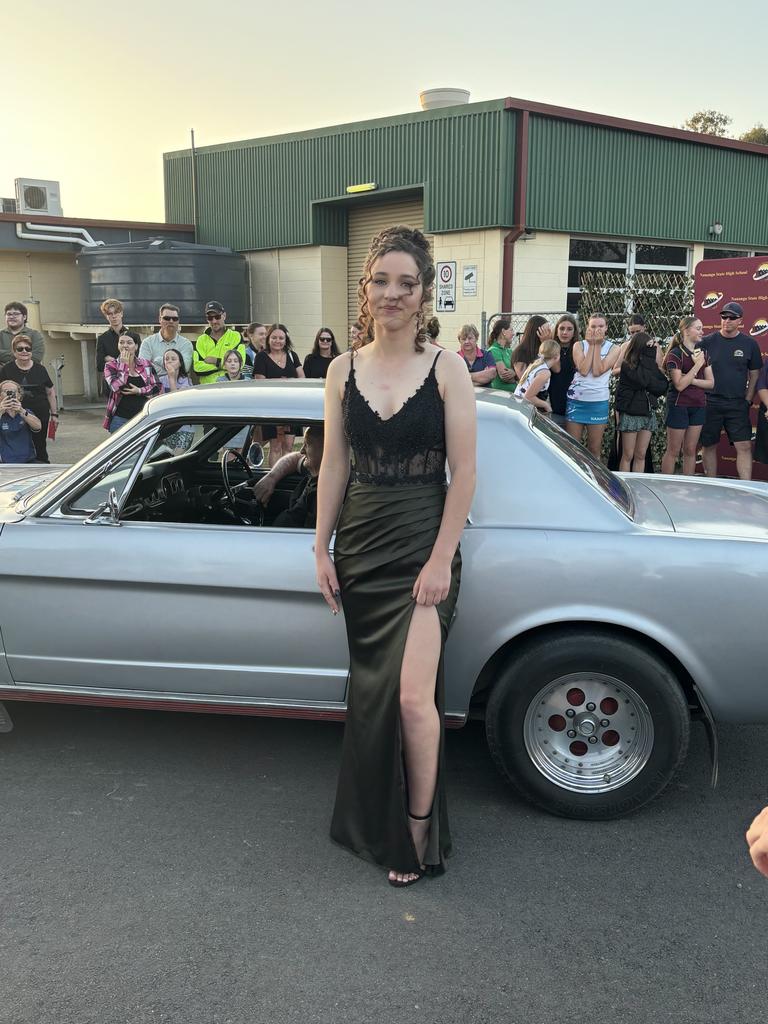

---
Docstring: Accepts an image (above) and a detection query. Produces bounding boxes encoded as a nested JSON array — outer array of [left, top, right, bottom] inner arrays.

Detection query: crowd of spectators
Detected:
[[465, 303, 765, 480], [0, 294, 765, 480]]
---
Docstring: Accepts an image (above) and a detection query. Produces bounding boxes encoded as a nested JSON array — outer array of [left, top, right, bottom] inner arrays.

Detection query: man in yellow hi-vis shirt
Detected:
[[193, 301, 246, 384]]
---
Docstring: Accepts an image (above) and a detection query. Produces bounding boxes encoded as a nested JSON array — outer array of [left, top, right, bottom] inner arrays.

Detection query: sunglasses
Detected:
[[206, 312, 223, 320], [15, 346, 32, 353], [319, 335, 332, 342], [161, 315, 179, 322], [721, 314, 739, 321]]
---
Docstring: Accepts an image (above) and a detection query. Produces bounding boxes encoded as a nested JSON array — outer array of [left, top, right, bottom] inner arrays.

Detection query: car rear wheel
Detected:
[[485, 630, 690, 820]]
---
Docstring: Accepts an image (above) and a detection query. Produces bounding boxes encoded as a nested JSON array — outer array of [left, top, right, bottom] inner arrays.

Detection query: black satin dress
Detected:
[[330, 350, 461, 875]]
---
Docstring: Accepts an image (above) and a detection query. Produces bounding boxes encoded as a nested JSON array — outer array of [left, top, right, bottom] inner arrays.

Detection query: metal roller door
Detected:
[[347, 198, 425, 327]]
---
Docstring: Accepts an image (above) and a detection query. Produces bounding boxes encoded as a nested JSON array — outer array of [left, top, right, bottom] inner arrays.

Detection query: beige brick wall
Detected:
[[430, 229, 505, 345], [246, 245, 348, 358], [319, 246, 348, 351], [0, 251, 84, 394], [511, 231, 569, 314]]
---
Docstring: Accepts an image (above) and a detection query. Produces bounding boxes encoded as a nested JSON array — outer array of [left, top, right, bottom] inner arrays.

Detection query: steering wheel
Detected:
[[221, 450, 262, 525]]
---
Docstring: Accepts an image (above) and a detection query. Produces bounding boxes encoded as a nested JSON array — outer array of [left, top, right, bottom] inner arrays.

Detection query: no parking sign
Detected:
[[436, 261, 456, 312]]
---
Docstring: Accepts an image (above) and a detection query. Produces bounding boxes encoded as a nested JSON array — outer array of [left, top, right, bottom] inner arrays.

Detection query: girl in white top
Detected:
[[514, 339, 561, 413], [565, 313, 621, 460]]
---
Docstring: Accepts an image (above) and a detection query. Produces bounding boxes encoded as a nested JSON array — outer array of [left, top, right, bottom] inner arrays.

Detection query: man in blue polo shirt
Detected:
[[699, 301, 763, 480]]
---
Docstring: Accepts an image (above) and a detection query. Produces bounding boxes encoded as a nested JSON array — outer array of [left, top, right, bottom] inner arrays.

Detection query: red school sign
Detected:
[[693, 256, 768, 481]]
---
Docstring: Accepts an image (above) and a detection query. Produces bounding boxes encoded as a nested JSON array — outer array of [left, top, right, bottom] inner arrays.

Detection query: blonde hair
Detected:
[[664, 315, 700, 365], [100, 298, 124, 316], [11, 334, 33, 354], [519, 339, 561, 387], [458, 323, 479, 342]]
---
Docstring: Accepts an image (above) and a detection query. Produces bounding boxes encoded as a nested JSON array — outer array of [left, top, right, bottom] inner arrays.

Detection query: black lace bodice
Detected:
[[342, 351, 446, 485]]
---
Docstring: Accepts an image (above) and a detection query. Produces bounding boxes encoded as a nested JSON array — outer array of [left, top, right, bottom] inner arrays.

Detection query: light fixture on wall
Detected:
[[708, 220, 723, 238], [520, 228, 537, 241]]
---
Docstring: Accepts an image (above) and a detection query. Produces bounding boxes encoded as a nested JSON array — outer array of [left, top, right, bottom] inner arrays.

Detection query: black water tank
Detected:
[[79, 239, 249, 323]]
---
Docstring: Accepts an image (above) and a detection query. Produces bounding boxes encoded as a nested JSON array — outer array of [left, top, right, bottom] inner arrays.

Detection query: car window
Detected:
[[532, 415, 633, 516], [63, 445, 146, 515]]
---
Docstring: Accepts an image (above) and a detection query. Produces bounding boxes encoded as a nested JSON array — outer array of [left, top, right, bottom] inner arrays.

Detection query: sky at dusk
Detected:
[[2, 0, 765, 224]]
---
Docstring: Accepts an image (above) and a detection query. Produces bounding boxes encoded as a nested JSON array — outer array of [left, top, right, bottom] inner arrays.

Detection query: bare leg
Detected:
[[734, 440, 753, 480], [631, 429, 652, 473], [585, 423, 606, 462], [390, 603, 442, 884], [661, 428, 685, 475], [701, 443, 719, 478], [619, 431, 636, 473], [681, 426, 703, 476], [565, 421, 585, 445]]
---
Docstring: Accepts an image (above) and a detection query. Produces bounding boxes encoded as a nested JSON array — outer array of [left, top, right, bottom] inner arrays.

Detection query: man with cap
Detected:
[[699, 301, 763, 480], [193, 301, 245, 385]]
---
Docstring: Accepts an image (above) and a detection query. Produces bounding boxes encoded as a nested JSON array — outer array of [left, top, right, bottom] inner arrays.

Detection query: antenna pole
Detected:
[[190, 129, 199, 244]]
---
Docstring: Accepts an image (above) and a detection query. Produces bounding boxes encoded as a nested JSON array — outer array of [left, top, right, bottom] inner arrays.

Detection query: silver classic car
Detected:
[[1, 381, 766, 819]]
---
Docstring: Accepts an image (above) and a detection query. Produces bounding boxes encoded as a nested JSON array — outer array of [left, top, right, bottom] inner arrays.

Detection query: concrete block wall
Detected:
[[430, 229, 505, 346], [0, 251, 85, 395], [511, 232, 569, 315], [246, 245, 347, 358]]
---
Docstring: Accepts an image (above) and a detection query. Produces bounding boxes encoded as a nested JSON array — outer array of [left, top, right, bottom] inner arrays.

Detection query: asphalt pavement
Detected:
[[0, 704, 766, 1024]]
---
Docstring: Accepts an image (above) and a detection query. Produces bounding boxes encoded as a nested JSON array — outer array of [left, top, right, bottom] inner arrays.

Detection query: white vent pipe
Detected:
[[15, 222, 104, 247]]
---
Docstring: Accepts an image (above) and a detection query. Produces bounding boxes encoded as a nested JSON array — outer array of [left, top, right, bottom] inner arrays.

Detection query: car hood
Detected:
[[635, 474, 768, 540], [0, 465, 67, 522]]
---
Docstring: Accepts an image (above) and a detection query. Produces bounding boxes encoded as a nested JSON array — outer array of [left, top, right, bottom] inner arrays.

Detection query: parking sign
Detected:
[[436, 261, 456, 312]]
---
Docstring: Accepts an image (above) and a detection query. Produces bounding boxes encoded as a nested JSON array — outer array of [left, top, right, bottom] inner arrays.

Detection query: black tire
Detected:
[[485, 629, 690, 820]]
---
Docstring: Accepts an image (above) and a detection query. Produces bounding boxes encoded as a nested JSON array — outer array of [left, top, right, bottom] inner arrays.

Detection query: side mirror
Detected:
[[246, 442, 264, 469], [84, 486, 122, 527]]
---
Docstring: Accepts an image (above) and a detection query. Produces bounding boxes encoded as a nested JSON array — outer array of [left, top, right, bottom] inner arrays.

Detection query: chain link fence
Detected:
[[577, 270, 695, 342], [577, 271, 695, 467], [482, 312, 567, 346]]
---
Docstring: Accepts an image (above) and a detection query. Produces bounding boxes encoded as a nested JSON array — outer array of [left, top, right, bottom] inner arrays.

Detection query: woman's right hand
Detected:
[[315, 549, 341, 615]]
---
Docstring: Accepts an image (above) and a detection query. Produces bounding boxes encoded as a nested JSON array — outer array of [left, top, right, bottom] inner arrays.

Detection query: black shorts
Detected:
[[700, 399, 752, 447]]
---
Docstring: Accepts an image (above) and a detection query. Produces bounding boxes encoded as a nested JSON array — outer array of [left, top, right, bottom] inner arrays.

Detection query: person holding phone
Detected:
[[0, 379, 41, 463], [0, 334, 58, 462]]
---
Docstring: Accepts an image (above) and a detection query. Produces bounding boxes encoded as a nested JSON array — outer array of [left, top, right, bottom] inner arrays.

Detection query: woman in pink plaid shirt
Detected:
[[103, 334, 160, 433]]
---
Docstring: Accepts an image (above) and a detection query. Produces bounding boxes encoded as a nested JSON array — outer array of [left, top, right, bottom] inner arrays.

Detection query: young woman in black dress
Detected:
[[315, 226, 476, 887]]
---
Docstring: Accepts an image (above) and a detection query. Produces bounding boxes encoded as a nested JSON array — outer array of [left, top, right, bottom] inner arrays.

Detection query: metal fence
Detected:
[[481, 311, 567, 347], [578, 270, 695, 341], [482, 272, 694, 347]]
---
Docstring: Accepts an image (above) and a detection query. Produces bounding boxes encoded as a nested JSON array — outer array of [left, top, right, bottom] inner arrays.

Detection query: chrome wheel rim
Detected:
[[523, 672, 655, 794]]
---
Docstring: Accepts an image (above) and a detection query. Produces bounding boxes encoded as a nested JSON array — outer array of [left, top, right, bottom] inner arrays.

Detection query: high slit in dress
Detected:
[[330, 349, 461, 875]]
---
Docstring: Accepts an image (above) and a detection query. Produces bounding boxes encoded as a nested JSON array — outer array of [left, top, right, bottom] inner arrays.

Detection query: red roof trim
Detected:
[[0, 212, 194, 232], [503, 96, 768, 156]]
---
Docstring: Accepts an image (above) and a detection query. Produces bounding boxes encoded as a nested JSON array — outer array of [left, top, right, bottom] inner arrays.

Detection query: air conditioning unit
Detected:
[[14, 178, 63, 217], [1, 197, 18, 213]]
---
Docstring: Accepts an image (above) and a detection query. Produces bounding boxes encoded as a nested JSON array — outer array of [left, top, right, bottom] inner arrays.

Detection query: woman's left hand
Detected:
[[413, 557, 451, 606]]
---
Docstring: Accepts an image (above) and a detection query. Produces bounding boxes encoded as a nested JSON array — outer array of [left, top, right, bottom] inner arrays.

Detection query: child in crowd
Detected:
[[217, 349, 246, 382], [0, 379, 41, 463], [514, 339, 561, 414], [158, 348, 195, 452]]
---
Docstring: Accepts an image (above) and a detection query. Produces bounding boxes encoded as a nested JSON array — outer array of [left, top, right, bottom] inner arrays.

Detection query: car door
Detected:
[[0, 425, 349, 704]]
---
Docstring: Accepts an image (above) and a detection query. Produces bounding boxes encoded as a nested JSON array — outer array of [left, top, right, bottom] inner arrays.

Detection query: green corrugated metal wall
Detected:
[[526, 116, 768, 248], [164, 101, 515, 251]]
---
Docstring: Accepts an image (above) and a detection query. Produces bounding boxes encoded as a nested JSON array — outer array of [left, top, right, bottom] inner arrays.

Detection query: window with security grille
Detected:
[[567, 238, 690, 317]]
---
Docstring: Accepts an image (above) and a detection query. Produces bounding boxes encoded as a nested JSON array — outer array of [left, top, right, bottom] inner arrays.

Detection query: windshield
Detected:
[[532, 414, 633, 517]]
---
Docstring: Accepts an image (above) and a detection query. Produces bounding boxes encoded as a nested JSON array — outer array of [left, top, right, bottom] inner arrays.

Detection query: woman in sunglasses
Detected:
[[303, 327, 340, 379], [0, 334, 57, 462]]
